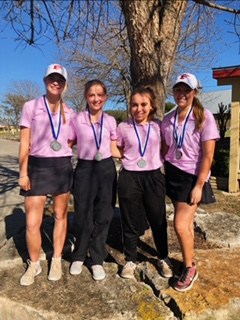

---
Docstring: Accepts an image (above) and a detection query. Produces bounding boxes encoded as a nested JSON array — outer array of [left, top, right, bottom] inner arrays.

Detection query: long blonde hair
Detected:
[[60, 82, 68, 124], [192, 95, 205, 130]]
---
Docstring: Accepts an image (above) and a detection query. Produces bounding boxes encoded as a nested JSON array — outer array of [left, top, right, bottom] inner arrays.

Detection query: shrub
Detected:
[[105, 109, 128, 124], [211, 148, 229, 177]]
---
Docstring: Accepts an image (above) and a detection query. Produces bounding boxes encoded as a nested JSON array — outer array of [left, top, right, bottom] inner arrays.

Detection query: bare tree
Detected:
[[0, 94, 26, 128], [61, 2, 131, 111], [119, 0, 240, 117], [1, 0, 239, 118], [1, 80, 42, 127], [0, 1, 107, 47], [61, 1, 236, 115], [8, 80, 42, 100], [119, 0, 188, 118], [65, 77, 86, 111]]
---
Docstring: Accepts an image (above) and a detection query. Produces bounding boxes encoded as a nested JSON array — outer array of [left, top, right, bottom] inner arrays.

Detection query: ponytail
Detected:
[[192, 96, 205, 130], [60, 82, 68, 124]]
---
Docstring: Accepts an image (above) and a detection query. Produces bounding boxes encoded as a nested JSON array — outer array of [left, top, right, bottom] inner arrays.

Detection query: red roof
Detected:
[[212, 65, 240, 79]]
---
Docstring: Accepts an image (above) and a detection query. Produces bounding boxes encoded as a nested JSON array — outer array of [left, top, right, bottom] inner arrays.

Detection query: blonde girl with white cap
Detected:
[[19, 63, 74, 286]]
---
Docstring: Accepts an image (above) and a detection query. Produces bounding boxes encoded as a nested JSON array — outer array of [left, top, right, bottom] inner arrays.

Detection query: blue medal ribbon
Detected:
[[133, 119, 151, 157], [173, 106, 192, 148], [44, 95, 61, 141], [88, 109, 104, 151]]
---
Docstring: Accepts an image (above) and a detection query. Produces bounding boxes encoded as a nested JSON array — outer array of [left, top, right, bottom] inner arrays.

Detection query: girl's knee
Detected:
[[26, 222, 41, 234], [174, 222, 193, 237], [54, 210, 67, 221]]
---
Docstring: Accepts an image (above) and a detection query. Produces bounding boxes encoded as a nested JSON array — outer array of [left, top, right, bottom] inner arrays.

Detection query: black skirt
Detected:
[[164, 161, 216, 204], [20, 156, 73, 196]]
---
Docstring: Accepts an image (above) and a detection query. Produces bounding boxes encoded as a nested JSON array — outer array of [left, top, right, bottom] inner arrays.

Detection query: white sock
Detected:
[[52, 256, 61, 261]]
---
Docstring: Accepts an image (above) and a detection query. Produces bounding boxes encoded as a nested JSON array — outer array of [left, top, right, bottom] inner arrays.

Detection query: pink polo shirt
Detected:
[[161, 108, 220, 176], [69, 110, 117, 160], [117, 118, 164, 171], [19, 96, 74, 157]]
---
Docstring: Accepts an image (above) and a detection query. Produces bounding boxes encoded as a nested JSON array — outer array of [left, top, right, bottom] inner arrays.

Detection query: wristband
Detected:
[[19, 175, 28, 179]]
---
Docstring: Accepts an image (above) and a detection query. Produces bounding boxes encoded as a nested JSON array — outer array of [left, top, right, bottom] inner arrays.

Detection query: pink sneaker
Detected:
[[173, 263, 198, 292]]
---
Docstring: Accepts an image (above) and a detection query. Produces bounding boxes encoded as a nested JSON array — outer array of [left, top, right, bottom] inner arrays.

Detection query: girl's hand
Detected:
[[18, 175, 31, 191], [190, 185, 202, 205]]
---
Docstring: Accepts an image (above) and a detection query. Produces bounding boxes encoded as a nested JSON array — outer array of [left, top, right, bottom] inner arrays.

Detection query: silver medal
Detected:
[[137, 158, 147, 168], [95, 152, 103, 161], [50, 140, 62, 151], [175, 149, 182, 160]]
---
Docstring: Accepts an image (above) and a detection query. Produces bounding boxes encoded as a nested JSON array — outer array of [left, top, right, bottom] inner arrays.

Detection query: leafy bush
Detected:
[[105, 109, 128, 124], [165, 101, 175, 113], [211, 148, 229, 177]]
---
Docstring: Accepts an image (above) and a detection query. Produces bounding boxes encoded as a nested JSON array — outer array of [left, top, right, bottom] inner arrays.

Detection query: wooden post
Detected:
[[212, 66, 240, 193], [229, 86, 240, 192]]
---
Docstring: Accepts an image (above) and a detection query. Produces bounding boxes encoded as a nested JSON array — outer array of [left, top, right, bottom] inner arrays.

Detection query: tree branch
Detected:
[[29, 0, 34, 44], [63, 0, 75, 40], [41, 0, 60, 43], [194, 0, 240, 14]]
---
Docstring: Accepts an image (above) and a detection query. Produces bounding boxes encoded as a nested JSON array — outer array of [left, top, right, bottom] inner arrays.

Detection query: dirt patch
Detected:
[[44, 188, 239, 265], [200, 189, 240, 216], [106, 207, 222, 267]]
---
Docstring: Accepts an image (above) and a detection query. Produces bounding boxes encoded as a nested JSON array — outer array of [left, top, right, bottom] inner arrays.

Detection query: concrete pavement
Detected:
[[0, 138, 25, 248]]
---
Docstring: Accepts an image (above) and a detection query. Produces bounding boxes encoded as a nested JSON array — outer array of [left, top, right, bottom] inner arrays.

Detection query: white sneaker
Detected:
[[48, 258, 62, 281], [91, 265, 105, 281], [121, 261, 136, 279], [20, 260, 42, 286], [158, 257, 173, 278], [70, 261, 83, 275]]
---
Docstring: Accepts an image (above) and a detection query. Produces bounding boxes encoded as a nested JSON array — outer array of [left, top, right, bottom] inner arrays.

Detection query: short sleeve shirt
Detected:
[[69, 110, 117, 160], [19, 96, 74, 157], [161, 108, 220, 176], [117, 118, 164, 171]]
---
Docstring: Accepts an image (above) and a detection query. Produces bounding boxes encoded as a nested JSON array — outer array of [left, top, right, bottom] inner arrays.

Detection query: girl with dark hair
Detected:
[[117, 86, 172, 279]]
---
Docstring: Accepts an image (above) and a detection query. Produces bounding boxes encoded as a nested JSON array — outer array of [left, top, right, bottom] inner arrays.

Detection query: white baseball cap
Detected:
[[44, 64, 67, 81], [173, 73, 201, 90]]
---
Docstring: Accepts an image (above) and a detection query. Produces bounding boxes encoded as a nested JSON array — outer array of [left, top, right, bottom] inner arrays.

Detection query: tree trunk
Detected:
[[119, 0, 187, 118]]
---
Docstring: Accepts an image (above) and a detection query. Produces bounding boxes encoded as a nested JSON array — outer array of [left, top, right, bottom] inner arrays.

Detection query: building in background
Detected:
[[199, 89, 231, 115]]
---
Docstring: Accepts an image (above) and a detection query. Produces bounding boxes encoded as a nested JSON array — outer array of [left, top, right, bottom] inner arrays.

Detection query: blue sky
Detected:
[[0, 7, 239, 106]]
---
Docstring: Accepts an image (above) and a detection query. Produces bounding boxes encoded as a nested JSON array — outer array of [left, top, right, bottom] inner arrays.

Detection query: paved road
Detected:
[[0, 137, 20, 157], [0, 138, 25, 247]]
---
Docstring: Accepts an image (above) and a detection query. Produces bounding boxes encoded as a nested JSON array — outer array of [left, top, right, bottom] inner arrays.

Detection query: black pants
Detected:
[[118, 168, 168, 262], [71, 157, 116, 265]]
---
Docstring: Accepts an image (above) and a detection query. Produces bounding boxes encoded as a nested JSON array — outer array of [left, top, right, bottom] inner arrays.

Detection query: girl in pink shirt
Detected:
[[19, 64, 74, 286], [117, 86, 172, 280], [68, 80, 118, 281], [161, 73, 220, 292]]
